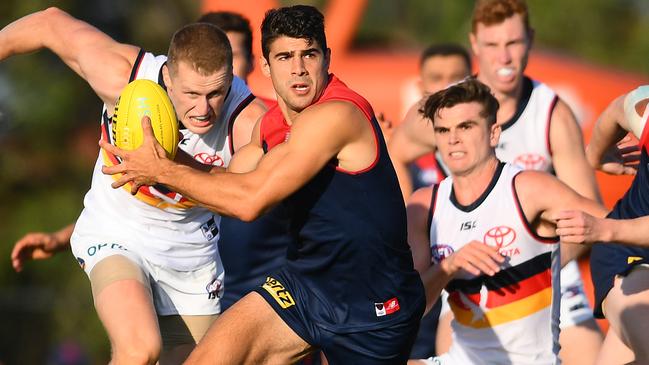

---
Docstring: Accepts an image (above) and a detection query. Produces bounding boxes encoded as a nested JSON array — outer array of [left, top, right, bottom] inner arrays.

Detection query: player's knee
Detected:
[[111, 334, 162, 365]]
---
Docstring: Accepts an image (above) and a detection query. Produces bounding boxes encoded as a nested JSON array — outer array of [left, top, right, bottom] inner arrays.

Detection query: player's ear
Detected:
[[489, 122, 501, 148], [469, 32, 479, 57], [162, 65, 172, 90], [260, 56, 271, 77]]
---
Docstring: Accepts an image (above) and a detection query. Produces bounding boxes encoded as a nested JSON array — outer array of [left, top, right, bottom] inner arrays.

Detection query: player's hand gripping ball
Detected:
[[112, 79, 179, 158]]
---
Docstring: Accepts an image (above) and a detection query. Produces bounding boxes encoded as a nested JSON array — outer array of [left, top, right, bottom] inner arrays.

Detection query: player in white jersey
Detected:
[[0, 8, 266, 364], [391, 1, 604, 361], [406, 78, 605, 365]]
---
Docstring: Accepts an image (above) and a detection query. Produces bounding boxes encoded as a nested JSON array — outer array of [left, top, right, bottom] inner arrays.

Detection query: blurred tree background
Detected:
[[0, 0, 647, 363]]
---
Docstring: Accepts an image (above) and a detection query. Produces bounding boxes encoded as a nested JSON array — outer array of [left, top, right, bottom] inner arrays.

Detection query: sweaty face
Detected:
[[433, 102, 500, 176], [165, 61, 232, 135], [262, 36, 329, 118], [420, 55, 471, 95], [226, 31, 252, 81], [470, 13, 531, 96]]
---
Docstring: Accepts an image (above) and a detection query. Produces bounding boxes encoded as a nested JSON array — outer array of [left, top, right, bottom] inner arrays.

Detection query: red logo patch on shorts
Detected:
[[374, 297, 400, 317]]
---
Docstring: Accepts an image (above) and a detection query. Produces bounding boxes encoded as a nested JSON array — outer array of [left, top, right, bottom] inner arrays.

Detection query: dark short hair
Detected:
[[261, 5, 327, 60], [197, 11, 253, 62], [420, 43, 472, 72], [167, 23, 232, 76], [422, 78, 499, 125]]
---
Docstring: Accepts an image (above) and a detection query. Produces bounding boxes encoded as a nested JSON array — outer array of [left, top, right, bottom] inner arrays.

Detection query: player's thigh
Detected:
[[90, 255, 161, 352], [595, 330, 634, 365], [157, 314, 218, 365], [185, 292, 312, 365], [603, 266, 649, 360], [558, 319, 602, 365]]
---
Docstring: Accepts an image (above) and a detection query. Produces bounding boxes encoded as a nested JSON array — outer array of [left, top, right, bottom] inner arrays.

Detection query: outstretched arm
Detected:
[[556, 211, 649, 248], [0, 7, 138, 111], [11, 223, 73, 272], [388, 101, 437, 199], [101, 101, 372, 221]]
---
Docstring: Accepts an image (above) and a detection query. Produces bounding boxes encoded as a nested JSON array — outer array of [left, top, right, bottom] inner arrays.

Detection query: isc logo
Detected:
[[262, 277, 296, 309]]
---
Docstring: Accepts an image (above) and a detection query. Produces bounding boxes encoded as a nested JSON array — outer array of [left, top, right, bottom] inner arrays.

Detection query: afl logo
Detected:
[[514, 153, 546, 171], [432, 244, 454, 262], [194, 153, 225, 167], [483, 226, 516, 249]]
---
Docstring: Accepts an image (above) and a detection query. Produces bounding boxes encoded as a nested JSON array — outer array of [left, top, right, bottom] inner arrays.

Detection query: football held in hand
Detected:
[[112, 79, 179, 158]]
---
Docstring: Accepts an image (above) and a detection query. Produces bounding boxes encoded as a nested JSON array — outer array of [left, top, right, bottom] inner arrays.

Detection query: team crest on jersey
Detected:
[[262, 276, 295, 309], [374, 297, 400, 317], [201, 216, 219, 241], [194, 152, 225, 167], [514, 153, 546, 171], [432, 244, 454, 262], [483, 226, 520, 257], [205, 278, 223, 299]]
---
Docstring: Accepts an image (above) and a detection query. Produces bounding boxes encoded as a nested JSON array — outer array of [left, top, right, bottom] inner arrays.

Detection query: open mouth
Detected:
[[292, 82, 310, 94], [190, 113, 212, 127]]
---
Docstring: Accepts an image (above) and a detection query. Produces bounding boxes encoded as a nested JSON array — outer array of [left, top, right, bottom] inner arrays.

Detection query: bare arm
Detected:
[[587, 94, 638, 172], [547, 99, 603, 262], [550, 99, 602, 202], [388, 101, 437, 199], [0, 7, 138, 111], [231, 97, 268, 152], [100, 101, 372, 221], [556, 211, 649, 248], [228, 113, 265, 173], [515, 171, 608, 266], [11, 223, 74, 272]]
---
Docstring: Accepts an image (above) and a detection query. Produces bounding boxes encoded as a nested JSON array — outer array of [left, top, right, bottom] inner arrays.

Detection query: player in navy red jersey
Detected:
[[101, 5, 426, 364], [554, 86, 649, 364]]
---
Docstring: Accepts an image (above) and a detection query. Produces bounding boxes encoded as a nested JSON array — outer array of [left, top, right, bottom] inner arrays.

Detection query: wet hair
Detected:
[[197, 11, 253, 63], [422, 77, 499, 125], [471, 0, 531, 35], [420, 43, 472, 72], [261, 5, 327, 60], [167, 23, 232, 76]]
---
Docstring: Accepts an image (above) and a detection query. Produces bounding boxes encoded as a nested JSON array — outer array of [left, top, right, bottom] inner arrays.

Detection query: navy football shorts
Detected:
[[591, 239, 649, 318], [254, 268, 424, 364]]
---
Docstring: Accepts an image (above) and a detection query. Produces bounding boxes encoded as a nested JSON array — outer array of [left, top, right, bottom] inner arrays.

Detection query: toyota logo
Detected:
[[514, 153, 546, 171], [483, 226, 517, 248], [195, 153, 225, 167]]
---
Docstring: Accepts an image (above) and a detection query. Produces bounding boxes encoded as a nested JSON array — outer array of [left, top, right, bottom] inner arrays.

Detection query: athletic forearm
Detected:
[[587, 95, 628, 168], [608, 216, 649, 248], [156, 161, 263, 221], [420, 263, 453, 315]]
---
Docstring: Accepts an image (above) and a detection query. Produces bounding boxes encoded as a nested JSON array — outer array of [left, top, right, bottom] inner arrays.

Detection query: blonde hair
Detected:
[[167, 23, 232, 76]]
